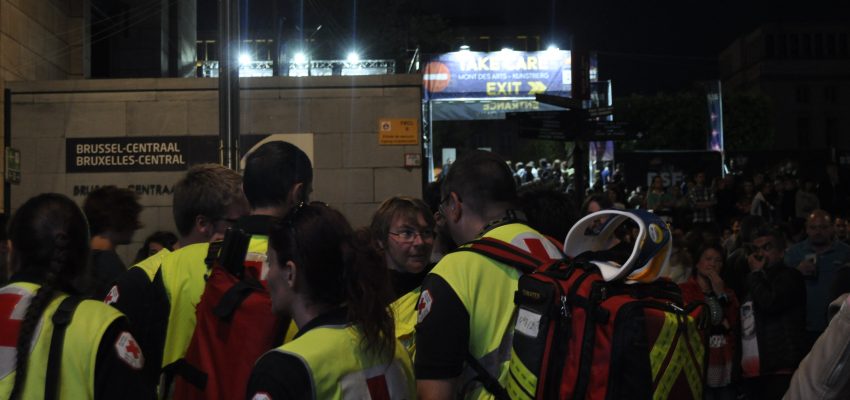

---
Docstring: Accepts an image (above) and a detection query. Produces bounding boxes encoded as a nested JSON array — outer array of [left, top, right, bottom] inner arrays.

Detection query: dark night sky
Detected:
[[420, 0, 850, 94], [199, 0, 850, 95]]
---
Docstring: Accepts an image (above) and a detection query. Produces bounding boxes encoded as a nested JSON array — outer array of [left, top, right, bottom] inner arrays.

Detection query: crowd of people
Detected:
[[1, 143, 850, 399], [565, 162, 850, 400]]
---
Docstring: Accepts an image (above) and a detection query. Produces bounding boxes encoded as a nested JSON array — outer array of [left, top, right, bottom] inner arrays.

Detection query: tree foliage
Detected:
[[615, 88, 774, 152]]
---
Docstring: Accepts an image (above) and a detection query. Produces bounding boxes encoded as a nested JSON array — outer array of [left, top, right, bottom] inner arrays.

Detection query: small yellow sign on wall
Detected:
[[378, 118, 418, 145]]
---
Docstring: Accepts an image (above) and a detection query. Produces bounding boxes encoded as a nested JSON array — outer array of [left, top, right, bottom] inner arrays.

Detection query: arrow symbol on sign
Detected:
[[527, 81, 547, 95]]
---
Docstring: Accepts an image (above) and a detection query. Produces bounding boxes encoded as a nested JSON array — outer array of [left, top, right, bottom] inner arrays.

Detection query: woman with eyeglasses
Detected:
[[246, 203, 415, 399], [0, 193, 152, 399], [367, 196, 436, 358]]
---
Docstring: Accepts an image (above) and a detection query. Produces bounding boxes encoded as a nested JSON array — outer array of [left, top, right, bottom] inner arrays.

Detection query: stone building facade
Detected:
[[720, 22, 850, 150], [8, 74, 424, 263]]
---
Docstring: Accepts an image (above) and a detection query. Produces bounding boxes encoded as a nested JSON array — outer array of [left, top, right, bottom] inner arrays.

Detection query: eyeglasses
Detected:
[[388, 228, 435, 244]]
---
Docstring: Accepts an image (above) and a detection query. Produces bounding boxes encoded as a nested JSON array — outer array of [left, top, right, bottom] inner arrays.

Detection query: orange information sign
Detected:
[[378, 118, 419, 145]]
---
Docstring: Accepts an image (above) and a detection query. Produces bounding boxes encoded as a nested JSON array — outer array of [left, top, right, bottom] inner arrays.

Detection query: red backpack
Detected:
[[459, 210, 708, 400], [505, 255, 707, 400], [171, 228, 288, 400]]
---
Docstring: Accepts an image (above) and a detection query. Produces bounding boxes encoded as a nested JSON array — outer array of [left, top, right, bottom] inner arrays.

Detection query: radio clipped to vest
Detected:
[[215, 227, 252, 279]]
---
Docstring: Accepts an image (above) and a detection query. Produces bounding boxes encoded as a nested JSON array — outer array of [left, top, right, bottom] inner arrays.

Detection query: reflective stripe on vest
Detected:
[[650, 312, 705, 399], [430, 223, 563, 399], [274, 324, 416, 400], [0, 282, 122, 399], [391, 288, 420, 360]]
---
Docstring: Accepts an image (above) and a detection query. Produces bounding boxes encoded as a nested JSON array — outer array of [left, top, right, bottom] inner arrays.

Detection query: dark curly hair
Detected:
[[83, 185, 142, 236]]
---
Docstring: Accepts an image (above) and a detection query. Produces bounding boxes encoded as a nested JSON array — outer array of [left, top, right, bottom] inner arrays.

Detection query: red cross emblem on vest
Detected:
[[0, 293, 25, 348], [115, 331, 144, 370]]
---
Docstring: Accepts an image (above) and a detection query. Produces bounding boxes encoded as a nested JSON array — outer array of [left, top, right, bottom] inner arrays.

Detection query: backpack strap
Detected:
[[464, 353, 510, 400], [454, 237, 543, 274], [544, 234, 565, 252], [451, 238, 545, 399], [163, 359, 208, 391], [45, 296, 84, 400], [213, 277, 264, 320]]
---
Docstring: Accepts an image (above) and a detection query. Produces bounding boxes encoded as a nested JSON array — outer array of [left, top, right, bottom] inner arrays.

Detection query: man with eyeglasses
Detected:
[[415, 150, 564, 399], [105, 163, 249, 388], [785, 209, 850, 349], [739, 227, 806, 400]]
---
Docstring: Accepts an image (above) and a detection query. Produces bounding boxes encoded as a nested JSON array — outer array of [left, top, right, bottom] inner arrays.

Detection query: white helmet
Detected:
[[564, 209, 672, 283]]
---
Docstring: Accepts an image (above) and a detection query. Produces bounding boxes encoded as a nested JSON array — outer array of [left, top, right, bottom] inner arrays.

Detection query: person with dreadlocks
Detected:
[[0, 193, 152, 399]]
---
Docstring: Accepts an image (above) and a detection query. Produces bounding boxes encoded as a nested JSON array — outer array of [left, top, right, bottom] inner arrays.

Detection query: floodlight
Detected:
[[346, 51, 361, 63], [238, 53, 252, 65], [459, 45, 470, 52], [293, 52, 308, 64], [547, 44, 560, 52]]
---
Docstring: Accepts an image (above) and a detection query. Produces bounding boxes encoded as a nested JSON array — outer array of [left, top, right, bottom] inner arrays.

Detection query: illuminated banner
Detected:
[[423, 50, 572, 100], [706, 81, 724, 152]]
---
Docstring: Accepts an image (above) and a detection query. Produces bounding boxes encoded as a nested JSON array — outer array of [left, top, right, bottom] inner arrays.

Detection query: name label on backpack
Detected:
[[515, 308, 542, 338]]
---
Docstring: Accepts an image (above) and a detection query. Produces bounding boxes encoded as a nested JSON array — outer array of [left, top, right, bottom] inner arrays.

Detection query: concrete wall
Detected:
[[8, 74, 424, 264], [0, 0, 87, 213], [1, 0, 85, 81]]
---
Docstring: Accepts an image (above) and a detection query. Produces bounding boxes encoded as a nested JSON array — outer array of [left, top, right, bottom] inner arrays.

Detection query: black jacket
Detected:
[[745, 262, 807, 375]]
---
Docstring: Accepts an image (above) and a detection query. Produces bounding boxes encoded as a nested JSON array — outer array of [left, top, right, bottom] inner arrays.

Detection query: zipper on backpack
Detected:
[[666, 301, 685, 313], [560, 295, 569, 318]]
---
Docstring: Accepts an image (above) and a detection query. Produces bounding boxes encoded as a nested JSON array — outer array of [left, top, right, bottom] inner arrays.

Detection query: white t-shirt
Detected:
[[740, 299, 761, 377]]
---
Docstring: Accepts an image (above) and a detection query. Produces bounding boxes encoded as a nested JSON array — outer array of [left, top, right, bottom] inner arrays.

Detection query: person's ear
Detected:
[[288, 182, 307, 207], [285, 260, 297, 289], [6, 240, 17, 275], [195, 215, 215, 237], [446, 192, 463, 223]]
